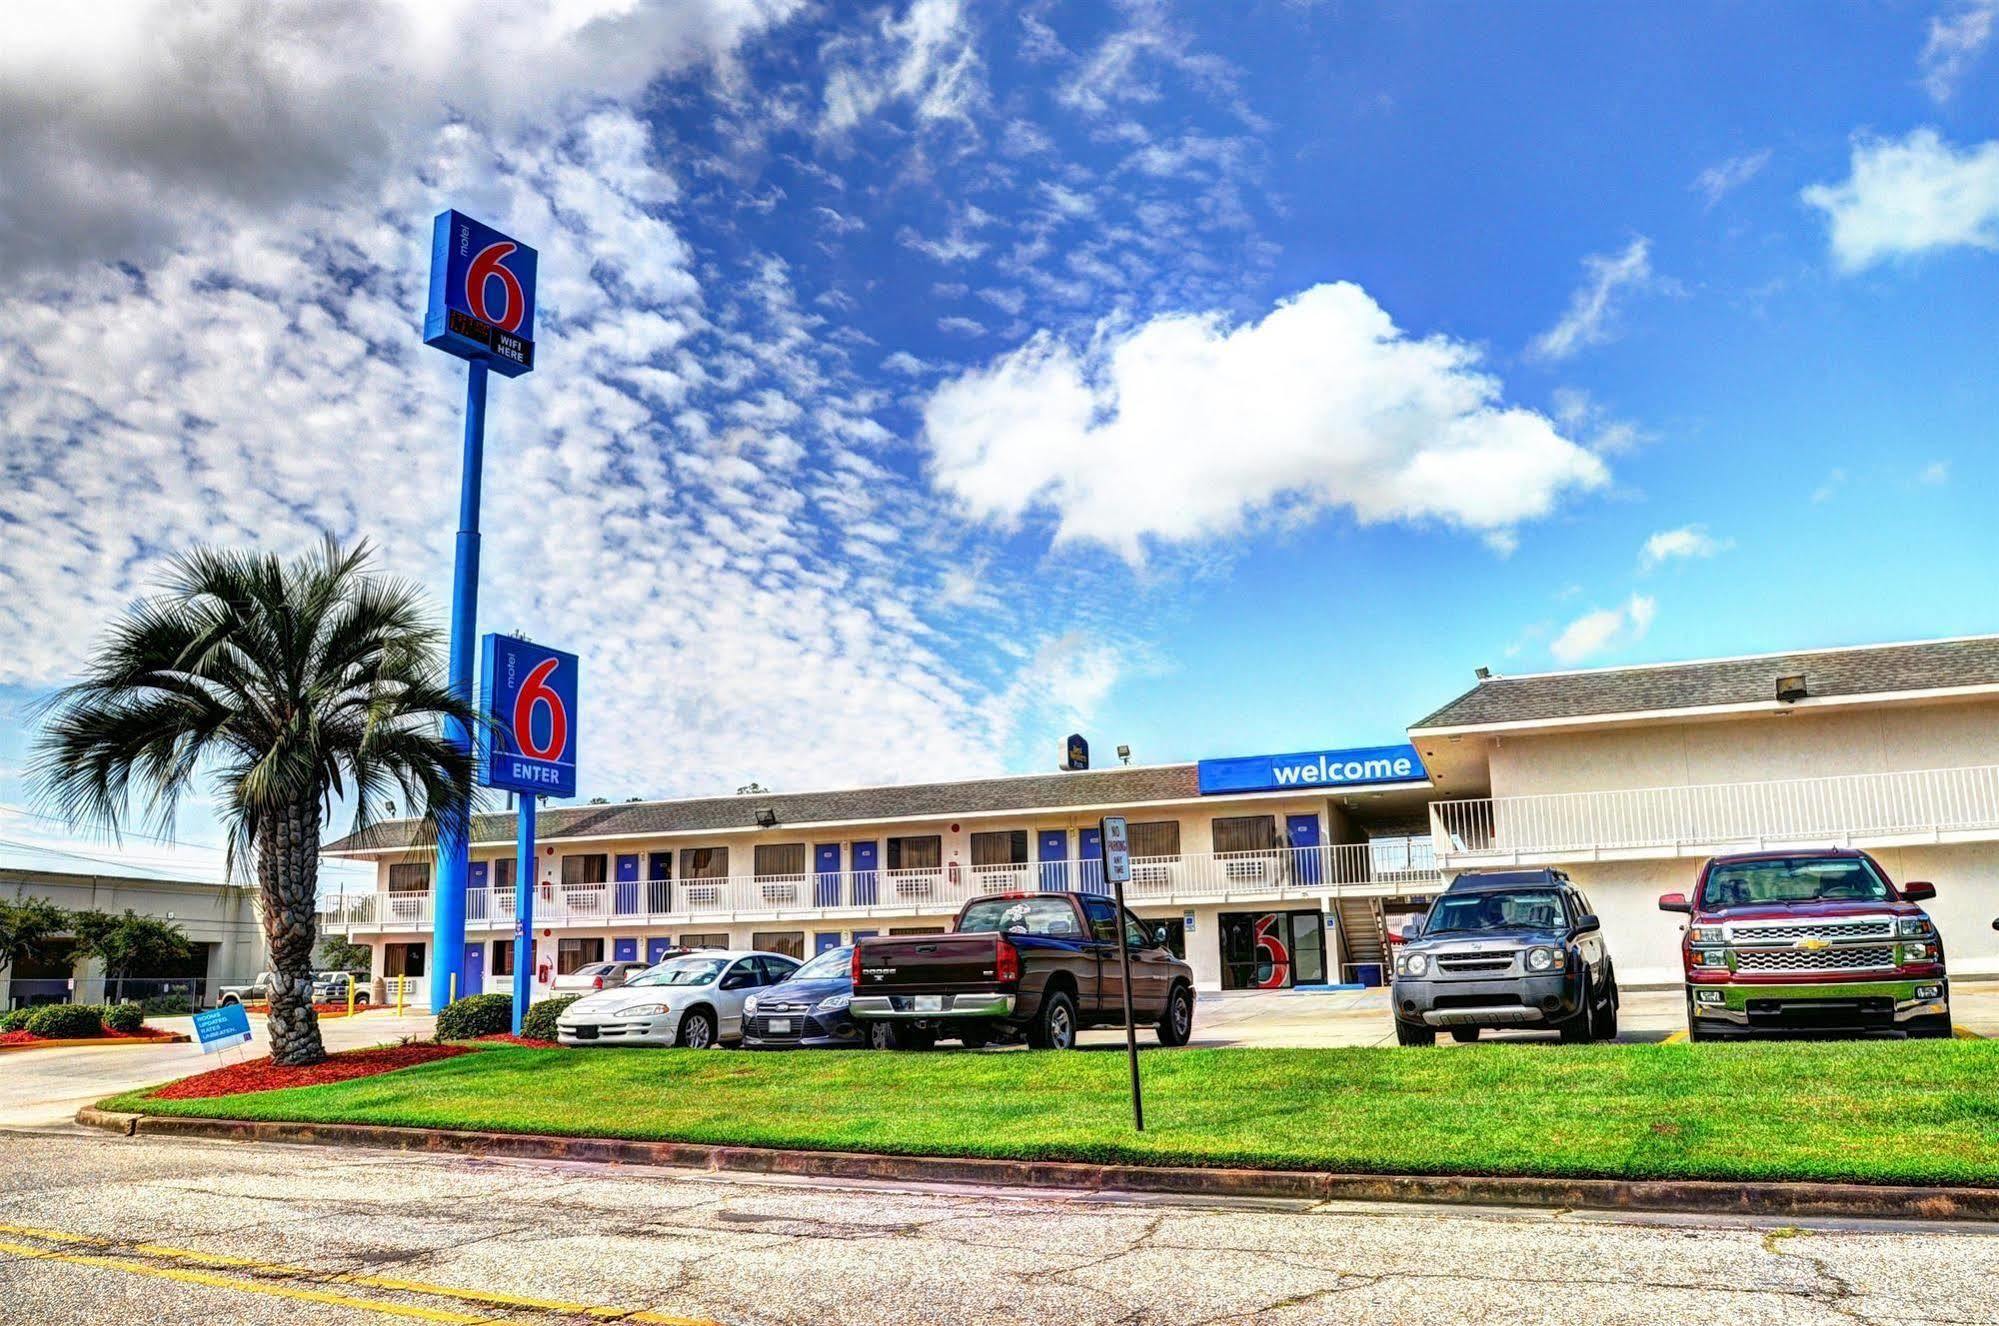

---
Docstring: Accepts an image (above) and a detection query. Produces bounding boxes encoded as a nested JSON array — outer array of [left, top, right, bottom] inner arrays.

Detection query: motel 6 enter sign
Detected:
[[480, 635, 578, 798], [424, 210, 538, 376]]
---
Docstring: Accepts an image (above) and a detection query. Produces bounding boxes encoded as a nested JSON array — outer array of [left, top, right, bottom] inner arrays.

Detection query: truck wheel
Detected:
[[1449, 1028, 1480, 1044], [1028, 990, 1078, 1050], [1685, 994, 1722, 1042], [355, 993, 371, 1007], [1395, 1020, 1436, 1046], [1596, 975, 1619, 1041], [865, 1020, 898, 1051], [1907, 1012, 1954, 1039], [1155, 983, 1194, 1047], [676, 1008, 717, 1049]]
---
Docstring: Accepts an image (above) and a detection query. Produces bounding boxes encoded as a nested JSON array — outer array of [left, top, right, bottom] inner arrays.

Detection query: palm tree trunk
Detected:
[[259, 792, 326, 1066]]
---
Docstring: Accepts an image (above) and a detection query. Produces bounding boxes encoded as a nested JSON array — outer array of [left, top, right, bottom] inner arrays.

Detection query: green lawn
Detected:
[[104, 1040, 1999, 1186]]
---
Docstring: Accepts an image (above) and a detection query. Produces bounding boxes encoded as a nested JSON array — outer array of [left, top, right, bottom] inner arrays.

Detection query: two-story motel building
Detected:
[[322, 634, 1999, 1002]]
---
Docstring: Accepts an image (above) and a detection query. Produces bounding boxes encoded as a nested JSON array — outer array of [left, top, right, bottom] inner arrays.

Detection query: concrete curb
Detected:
[[0, 1034, 191, 1054], [71, 1107, 1999, 1223]]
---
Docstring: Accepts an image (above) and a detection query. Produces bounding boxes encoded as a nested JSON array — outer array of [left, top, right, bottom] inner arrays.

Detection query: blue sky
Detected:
[[0, 0, 1995, 881]]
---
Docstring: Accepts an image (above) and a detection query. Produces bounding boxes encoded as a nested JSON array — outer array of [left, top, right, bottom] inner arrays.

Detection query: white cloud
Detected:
[[922, 282, 1610, 561], [1921, 0, 1997, 102], [1550, 594, 1657, 664], [1812, 467, 1848, 503], [1692, 149, 1772, 209], [1529, 237, 1657, 362], [1640, 524, 1731, 570], [1802, 129, 1999, 271], [820, 0, 986, 136], [1920, 459, 1952, 484], [0, 0, 802, 276]]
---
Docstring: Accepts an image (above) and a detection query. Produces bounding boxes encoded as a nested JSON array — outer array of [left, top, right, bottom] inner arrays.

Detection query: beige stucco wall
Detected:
[[1485, 696, 1999, 799], [1, 868, 267, 987]]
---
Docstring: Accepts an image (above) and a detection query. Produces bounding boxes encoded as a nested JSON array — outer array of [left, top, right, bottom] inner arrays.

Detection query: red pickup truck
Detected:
[[849, 892, 1196, 1051], [1659, 848, 1949, 1040]]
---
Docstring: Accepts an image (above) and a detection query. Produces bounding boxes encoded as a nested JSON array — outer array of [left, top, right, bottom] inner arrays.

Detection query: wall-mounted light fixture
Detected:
[[1775, 673, 1808, 703], [754, 808, 779, 829]]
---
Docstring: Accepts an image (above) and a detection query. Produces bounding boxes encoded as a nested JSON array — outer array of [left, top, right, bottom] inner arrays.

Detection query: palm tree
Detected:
[[34, 539, 476, 1065]]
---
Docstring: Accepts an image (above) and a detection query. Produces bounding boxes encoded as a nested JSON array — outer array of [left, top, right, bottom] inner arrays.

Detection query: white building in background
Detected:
[[1416, 635, 1999, 986], [1, 866, 267, 1008], [319, 755, 1444, 1002], [319, 633, 1999, 1003]]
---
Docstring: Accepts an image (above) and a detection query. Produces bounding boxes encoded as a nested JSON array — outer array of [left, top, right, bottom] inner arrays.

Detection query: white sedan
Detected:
[[555, 950, 800, 1049]]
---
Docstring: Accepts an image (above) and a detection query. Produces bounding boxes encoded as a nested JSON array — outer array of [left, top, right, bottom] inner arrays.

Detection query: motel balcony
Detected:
[[316, 843, 1444, 935], [1429, 762, 1999, 867]]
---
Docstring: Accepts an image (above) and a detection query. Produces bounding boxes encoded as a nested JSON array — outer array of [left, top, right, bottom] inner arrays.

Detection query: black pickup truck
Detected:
[[849, 892, 1196, 1050]]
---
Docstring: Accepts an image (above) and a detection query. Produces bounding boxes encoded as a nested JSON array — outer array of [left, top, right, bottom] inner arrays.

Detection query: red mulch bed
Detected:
[[149, 1043, 471, 1100], [477, 1032, 559, 1049], [1, 1027, 184, 1047]]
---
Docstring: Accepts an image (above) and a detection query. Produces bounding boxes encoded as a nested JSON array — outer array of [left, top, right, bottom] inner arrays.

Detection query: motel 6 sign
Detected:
[[425, 210, 538, 376], [479, 635, 578, 798]]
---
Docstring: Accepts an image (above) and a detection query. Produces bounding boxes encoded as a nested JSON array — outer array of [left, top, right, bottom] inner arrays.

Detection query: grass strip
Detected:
[[102, 1040, 1999, 1187]]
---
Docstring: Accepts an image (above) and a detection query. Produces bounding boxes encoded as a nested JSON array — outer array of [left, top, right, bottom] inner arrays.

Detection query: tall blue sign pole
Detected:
[[479, 636, 579, 1034], [424, 210, 538, 1014]]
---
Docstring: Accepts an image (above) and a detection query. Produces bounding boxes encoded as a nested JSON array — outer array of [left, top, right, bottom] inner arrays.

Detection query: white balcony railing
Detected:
[[1431, 763, 1999, 863], [317, 843, 1443, 935]]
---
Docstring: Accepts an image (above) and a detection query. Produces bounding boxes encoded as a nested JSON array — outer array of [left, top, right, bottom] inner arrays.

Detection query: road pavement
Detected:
[[4, 1129, 1999, 1325]]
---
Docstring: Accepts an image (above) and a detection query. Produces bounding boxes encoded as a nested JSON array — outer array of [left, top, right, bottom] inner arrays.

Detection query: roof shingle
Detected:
[[325, 764, 1202, 854], [1410, 636, 1999, 731]]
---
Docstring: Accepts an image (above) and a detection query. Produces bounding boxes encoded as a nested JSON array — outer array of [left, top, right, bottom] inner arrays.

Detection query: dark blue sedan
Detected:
[[741, 946, 879, 1049]]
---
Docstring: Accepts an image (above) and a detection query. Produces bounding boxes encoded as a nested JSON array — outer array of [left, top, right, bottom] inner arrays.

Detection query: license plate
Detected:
[[767, 1019, 791, 1034], [914, 995, 943, 1012]]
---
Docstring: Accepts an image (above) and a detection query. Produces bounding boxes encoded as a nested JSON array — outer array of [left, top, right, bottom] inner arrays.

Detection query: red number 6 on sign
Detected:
[[512, 658, 567, 761]]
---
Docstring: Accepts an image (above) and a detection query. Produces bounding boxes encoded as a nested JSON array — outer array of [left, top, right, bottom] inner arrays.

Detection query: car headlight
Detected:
[[744, 996, 759, 1014], [1690, 926, 1725, 944], [616, 1003, 671, 1017], [1525, 947, 1561, 972], [815, 993, 852, 1013], [1900, 943, 1934, 964], [1693, 949, 1728, 967], [1398, 953, 1428, 977], [1898, 917, 1932, 938]]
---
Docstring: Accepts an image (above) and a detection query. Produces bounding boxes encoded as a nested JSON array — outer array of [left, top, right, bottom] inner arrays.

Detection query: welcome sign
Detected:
[[1196, 743, 1428, 796]]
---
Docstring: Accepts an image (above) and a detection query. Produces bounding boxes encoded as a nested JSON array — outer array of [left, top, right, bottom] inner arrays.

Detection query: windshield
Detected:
[[627, 957, 725, 987], [1424, 889, 1567, 934], [958, 897, 1084, 938], [789, 947, 853, 980], [1699, 856, 1892, 908]]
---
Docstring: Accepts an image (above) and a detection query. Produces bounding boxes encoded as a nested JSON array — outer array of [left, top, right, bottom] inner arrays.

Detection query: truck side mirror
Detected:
[[1658, 892, 1692, 914], [1574, 913, 1600, 932], [1153, 926, 1170, 947], [1902, 881, 1936, 902]]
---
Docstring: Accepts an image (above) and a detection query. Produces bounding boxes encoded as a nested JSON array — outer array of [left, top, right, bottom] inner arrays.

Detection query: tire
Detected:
[[220, 994, 239, 1006], [1596, 975, 1619, 1042], [1907, 1011, 1954, 1039], [1686, 994, 1722, 1042], [1449, 1027, 1480, 1044], [1558, 977, 1593, 1043], [865, 1020, 898, 1051], [1027, 989, 1078, 1050], [1395, 1020, 1436, 1046], [1155, 983, 1194, 1047], [356, 993, 371, 1007], [676, 1007, 717, 1049]]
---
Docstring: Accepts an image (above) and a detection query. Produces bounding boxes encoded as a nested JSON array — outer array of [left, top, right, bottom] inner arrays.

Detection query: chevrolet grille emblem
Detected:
[[1797, 937, 1832, 952]]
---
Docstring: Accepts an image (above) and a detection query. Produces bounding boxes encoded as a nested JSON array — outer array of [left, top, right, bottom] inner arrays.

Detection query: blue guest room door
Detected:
[[468, 861, 488, 919], [613, 937, 637, 962], [1287, 814, 1323, 886], [814, 844, 842, 906], [851, 841, 879, 904], [647, 851, 672, 913], [646, 937, 674, 964], [461, 943, 483, 996], [614, 854, 640, 914], [1079, 828, 1104, 895], [1038, 830, 1068, 892]]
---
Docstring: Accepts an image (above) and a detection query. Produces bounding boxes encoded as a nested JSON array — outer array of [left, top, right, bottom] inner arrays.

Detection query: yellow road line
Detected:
[[1953, 1025, 1983, 1039], [0, 1223, 715, 1325], [1661, 1030, 1688, 1044], [0, 1239, 493, 1324]]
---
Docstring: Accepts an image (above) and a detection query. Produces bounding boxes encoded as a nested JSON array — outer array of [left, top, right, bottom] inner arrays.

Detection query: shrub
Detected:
[[435, 992, 513, 1041], [102, 1003, 145, 1034], [26, 1003, 104, 1040], [141, 993, 193, 1015], [1, 1007, 32, 1033], [520, 994, 578, 1042]]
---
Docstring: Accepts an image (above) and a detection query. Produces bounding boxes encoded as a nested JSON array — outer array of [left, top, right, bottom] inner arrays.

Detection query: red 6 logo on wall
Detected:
[[1252, 914, 1292, 989]]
